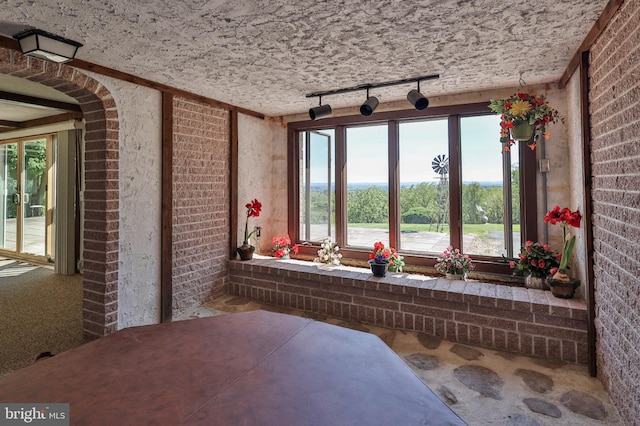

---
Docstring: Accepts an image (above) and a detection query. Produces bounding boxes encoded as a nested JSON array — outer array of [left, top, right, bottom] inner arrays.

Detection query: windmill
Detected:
[[431, 154, 449, 232]]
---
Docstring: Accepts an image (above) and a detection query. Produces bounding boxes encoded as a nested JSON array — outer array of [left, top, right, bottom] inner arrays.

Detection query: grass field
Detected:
[[350, 223, 520, 239]]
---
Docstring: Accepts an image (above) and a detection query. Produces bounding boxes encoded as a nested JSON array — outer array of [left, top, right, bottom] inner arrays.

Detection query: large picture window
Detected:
[[288, 103, 537, 274]]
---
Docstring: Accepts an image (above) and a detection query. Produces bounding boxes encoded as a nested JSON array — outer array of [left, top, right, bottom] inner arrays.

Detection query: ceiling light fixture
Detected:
[[308, 95, 333, 120], [14, 29, 83, 63], [306, 73, 438, 119], [359, 88, 379, 117], [407, 80, 429, 111]]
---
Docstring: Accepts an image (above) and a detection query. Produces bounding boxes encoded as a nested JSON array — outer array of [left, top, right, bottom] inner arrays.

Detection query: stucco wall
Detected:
[[237, 114, 288, 254], [84, 71, 162, 328], [589, 0, 640, 422]]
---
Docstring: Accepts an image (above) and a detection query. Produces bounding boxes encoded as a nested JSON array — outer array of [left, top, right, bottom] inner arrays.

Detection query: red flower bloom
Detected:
[[245, 199, 262, 218], [538, 259, 545, 268]]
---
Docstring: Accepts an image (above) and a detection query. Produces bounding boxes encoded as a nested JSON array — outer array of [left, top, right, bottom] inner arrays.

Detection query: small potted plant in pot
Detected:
[[272, 234, 299, 259], [434, 246, 474, 280], [237, 198, 261, 260], [314, 237, 342, 267], [510, 241, 560, 289], [544, 206, 582, 298], [368, 241, 395, 277], [489, 91, 561, 151]]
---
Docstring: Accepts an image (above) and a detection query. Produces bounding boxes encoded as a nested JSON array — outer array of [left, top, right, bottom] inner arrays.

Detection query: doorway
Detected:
[[0, 134, 54, 263]]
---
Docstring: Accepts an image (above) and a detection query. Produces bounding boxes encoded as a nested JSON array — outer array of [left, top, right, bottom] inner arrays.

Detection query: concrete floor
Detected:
[[179, 295, 621, 426]]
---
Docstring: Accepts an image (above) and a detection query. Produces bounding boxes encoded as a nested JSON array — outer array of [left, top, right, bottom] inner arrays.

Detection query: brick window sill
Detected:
[[228, 257, 588, 363]]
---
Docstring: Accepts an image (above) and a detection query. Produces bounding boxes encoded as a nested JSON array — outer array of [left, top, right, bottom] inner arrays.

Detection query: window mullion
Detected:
[[448, 116, 462, 249], [388, 120, 399, 249], [335, 125, 347, 248]]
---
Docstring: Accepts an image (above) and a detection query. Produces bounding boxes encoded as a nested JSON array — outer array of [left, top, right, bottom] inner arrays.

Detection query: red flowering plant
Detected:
[[510, 241, 560, 278], [369, 241, 405, 272], [272, 234, 299, 258], [241, 199, 262, 246], [544, 206, 582, 274], [489, 92, 561, 151]]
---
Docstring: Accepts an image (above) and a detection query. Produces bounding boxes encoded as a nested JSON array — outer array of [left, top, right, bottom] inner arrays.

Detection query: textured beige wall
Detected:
[[85, 71, 163, 328], [237, 114, 288, 255]]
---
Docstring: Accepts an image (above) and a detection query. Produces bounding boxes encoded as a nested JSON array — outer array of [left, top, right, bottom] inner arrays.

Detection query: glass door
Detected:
[[0, 142, 18, 252], [0, 136, 54, 261]]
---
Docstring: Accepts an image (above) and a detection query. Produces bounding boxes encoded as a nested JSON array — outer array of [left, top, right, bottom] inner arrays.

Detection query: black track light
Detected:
[[360, 88, 379, 117], [407, 81, 429, 110], [309, 96, 332, 120]]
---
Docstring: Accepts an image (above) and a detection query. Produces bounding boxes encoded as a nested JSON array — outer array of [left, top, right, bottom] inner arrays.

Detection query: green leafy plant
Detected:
[[369, 241, 405, 272]]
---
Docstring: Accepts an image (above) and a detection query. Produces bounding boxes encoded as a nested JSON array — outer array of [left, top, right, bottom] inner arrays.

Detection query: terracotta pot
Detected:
[[237, 244, 255, 260], [368, 260, 388, 277], [510, 120, 535, 141]]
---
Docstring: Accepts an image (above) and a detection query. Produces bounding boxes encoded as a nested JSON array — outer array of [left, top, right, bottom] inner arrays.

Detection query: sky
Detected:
[[307, 114, 512, 184]]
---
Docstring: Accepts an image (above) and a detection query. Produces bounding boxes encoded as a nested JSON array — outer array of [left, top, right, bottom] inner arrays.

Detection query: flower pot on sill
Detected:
[[368, 260, 388, 277], [525, 274, 548, 290], [510, 121, 535, 141], [445, 272, 465, 281], [237, 244, 255, 260], [546, 270, 580, 299]]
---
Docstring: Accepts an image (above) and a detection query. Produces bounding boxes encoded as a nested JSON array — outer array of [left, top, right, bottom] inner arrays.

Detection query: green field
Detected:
[[349, 223, 520, 239]]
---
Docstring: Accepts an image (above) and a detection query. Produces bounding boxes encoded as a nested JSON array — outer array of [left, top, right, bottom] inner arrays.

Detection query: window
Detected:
[[288, 103, 537, 274]]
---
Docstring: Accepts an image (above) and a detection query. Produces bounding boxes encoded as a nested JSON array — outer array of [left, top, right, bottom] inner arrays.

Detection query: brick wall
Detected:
[[0, 48, 120, 339], [589, 0, 640, 423], [171, 97, 230, 315], [229, 260, 588, 363]]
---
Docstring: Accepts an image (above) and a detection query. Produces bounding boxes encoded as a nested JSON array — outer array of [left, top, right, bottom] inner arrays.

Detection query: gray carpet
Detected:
[[0, 258, 84, 376]]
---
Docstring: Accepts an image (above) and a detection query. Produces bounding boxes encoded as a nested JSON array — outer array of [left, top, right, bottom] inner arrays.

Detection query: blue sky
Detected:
[[307, 114, 510, 184]]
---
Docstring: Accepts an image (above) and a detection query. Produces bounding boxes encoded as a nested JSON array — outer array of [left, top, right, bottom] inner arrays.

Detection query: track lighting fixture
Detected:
[[14, 29, 82, 63], [359, 88, 379, 117], [306, 73, 438, 119], [407, 81, 429, 110], [309, 96, 333, 120]]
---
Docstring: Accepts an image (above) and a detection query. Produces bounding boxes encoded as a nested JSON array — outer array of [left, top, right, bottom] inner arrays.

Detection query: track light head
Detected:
[[407, 89, 429, 110], [360, 89, 379, 117], [309, 104, 332, 120]]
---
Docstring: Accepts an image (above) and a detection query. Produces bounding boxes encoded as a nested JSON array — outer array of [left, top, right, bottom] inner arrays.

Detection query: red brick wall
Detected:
[[229, 260, 589, 363], [0, 48, 119, 339], [589, 0, 640, 422], [171, 97, 230, 315]]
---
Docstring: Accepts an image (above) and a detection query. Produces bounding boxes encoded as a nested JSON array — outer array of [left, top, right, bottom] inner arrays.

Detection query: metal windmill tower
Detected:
[[431, 154, 449, 232]]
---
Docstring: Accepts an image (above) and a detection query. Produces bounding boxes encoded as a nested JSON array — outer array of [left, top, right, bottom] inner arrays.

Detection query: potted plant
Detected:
[[368, 241, 393, 277], [314, 237, 342, 267], [489, 91, 561, 151], [272, 234, 299, 259], [388, 249, 405, 274], [510, 241, 560, 289], [237, 198, 262, 260], [544, 206, 582, 298], [434, 246, 474, 280]]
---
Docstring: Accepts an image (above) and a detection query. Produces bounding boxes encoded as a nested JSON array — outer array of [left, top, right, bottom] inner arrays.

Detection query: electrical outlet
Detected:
[[539, 159, 550, 173], [255, 226, 261, 238]]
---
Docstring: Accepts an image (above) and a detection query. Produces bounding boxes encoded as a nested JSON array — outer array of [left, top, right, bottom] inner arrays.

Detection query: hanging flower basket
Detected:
[[510, 120, 535, 141]]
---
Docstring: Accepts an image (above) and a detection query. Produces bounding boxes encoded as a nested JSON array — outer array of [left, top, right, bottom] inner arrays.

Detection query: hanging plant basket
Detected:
[[510, 121, 535, 141]]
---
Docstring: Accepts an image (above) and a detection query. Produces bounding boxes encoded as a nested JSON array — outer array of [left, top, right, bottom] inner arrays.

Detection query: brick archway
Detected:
[[0, 47, 119, 339]]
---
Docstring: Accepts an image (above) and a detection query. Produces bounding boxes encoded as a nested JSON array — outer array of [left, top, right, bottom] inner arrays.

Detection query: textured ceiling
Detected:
[[0, 0, 608, 117]]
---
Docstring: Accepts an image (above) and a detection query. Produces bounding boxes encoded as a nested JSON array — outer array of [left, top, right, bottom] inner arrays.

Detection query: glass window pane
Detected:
[[299, 130, 335, 242], [22, 139, 48, 257], [346, 124, 388, 248], [0, 143, 18, 251], [460, 115, 507, 257], [398, 119, 450, 253]]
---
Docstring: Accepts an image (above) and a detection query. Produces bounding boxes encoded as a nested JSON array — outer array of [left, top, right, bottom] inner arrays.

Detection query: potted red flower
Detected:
[[237, 198, 262, 260], [272, 234, 299, 259], [544, 205, 582, 298]]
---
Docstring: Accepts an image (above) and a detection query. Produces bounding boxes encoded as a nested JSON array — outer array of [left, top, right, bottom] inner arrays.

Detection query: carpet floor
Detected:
[[0, 257, 84, 376]]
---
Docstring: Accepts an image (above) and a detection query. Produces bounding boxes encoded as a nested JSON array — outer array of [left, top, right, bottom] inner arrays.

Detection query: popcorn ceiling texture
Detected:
[[0, 0, 607, 116], [589, 0, 640, 424]]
